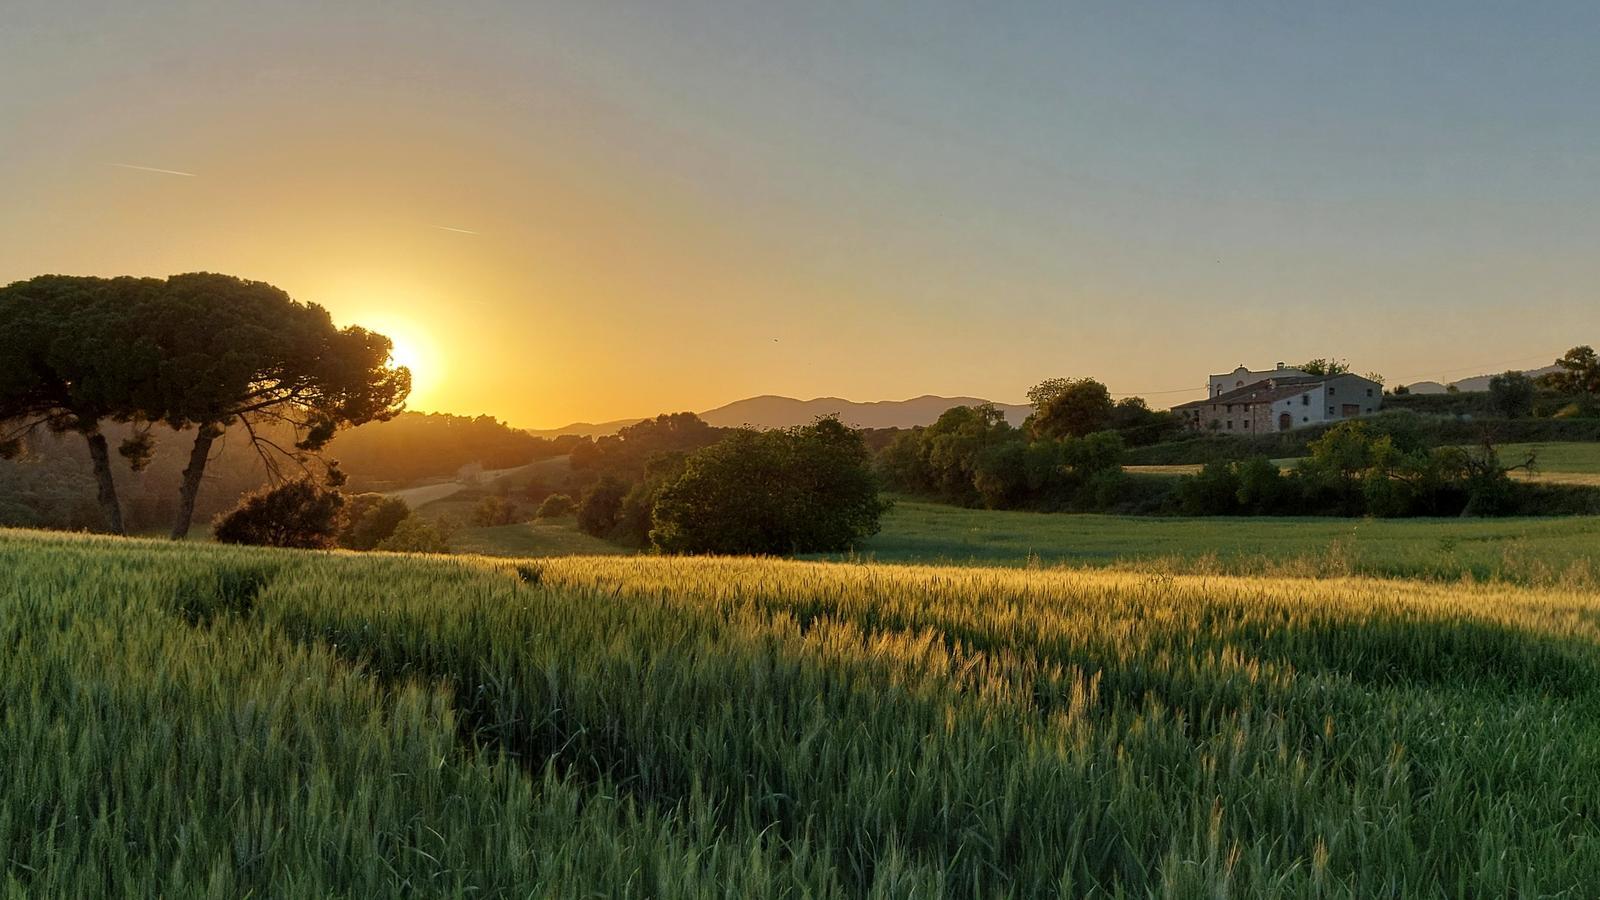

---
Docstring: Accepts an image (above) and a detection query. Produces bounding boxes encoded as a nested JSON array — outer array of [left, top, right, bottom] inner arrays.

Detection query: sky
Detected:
[[3, 1, 1598, 428]]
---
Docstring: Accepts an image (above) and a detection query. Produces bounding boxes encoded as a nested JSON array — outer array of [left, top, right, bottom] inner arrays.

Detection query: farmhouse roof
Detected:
[[1172, 376, 1324, 410]]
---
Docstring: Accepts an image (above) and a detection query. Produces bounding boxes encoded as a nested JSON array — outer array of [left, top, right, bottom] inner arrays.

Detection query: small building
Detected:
[[1173, 371, 1383, 434]]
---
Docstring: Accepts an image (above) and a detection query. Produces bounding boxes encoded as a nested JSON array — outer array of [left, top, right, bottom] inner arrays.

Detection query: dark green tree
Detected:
[[536, 493, 575, 518], [651, 417, 888, 555], [612, 452, 688, 547], [0, 275, 166, 534], [1542, 346, 1600, 395], [1107, 397, 1179, 446], [1487, 371, 1536, 419], [134, 273, 410, 539], [576, 475, 630, 538], [374, 515, 452, 553], [337, 493, 412, 550], [1029, 378, 1113, 440]]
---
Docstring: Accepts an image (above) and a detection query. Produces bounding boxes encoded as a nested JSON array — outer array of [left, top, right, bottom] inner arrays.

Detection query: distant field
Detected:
[[851, 499, 1600, 583], [5, 530, 1599, 895], [450, 518, 626, 557]]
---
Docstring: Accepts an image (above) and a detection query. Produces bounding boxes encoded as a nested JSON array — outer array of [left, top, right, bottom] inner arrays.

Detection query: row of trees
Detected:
[[1176, 421, 1533, 517], [575, 417, 889, 554], [0, 274, 409, 538], [879, 403, 1129, 510], [877, 378, 1176, 510]]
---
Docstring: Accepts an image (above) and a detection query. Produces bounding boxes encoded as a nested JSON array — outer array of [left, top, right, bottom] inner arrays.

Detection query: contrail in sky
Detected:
[[109, 162, 198, 177], [432, 225, 479, 235]]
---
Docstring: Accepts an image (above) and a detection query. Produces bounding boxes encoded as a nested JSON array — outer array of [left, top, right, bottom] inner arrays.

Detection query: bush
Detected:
[[374, 514, 452, 553], [338, 494, 411, 550], [576, 476, 630, 538], [213, 479, 344, 548], [1488, 372, 1536, 419], [471, 495, 520, 527], [535, 493, 574, 518], [651, 418, 889, 555], [1177, 461, 1243, 516], [1234, 457, 1292, 514]]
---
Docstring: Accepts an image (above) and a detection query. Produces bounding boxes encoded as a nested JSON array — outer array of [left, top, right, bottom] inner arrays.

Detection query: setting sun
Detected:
[[362, 318, 441, 410]]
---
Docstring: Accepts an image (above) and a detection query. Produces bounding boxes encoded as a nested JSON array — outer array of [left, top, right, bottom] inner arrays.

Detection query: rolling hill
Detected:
[[528, 394, 1032, 437], [1402, 364, 1561, 394]]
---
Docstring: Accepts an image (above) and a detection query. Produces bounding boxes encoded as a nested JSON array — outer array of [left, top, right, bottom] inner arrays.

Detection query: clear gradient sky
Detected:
[[3, 2, 1598, 427]]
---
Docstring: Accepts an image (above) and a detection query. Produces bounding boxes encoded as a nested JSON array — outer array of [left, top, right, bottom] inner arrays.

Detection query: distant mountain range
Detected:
[[527, 395, 1033, 438], [1400, 365, 1562, 395]]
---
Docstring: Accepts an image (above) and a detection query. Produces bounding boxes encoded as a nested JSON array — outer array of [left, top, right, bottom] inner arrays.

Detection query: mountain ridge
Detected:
[[526, 394, 1033, 437]]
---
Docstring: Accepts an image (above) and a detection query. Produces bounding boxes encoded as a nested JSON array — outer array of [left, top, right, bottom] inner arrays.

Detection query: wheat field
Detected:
[[3, 528, 1598, 897]]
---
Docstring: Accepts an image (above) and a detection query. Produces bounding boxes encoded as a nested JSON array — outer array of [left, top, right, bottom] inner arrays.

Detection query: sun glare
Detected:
[[366, 319, 441, 409]]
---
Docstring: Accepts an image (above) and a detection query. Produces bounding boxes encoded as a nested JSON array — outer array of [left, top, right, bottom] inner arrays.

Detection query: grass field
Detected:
[[853, 499, 1600, 583], [459, 496, 1600, 586], [450, 516, 626, 557], [5, 528, 1600, 896]]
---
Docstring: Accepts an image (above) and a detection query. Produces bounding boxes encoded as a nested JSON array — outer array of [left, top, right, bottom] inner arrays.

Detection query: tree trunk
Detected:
[[171, 425, 218, 540], [83, 432, 126, 535]]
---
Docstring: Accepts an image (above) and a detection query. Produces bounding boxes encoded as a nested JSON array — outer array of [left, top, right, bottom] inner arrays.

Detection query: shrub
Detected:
[[576, 476, 630, 538], [471, 495, 520, 527], [1234, 457, 1292, 514], [535, 493, 574, 518], [213, 479, 344, 549], [1488, 372, 1536, 419], [1177, 461, 1243, 516], [338, 494, 411, 550], [374, 514, 451, 553]]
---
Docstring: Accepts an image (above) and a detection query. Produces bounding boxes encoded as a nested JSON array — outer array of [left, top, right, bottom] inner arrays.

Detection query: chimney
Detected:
[[1276, 362, 1286, 370]]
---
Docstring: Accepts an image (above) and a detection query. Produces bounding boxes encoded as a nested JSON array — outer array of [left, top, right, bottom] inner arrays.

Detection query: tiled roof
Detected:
[[1172, 376, 1324, 410]]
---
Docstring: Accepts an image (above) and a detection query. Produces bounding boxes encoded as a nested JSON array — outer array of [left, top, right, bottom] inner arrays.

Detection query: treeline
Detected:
[[876, 379, 1180, 512], [876, 373, 1600, 518], [329, 412, 578, 490], [1175, 421, 1549, 517]]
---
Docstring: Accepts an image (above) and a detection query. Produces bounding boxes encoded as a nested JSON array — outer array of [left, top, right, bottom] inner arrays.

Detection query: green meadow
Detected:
[[849, 499, 1600, 584]]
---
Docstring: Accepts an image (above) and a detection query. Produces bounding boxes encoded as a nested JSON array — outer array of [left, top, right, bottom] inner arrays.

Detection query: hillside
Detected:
[[529, 394, 1032, 437], [1401, 364, 1561, 394]]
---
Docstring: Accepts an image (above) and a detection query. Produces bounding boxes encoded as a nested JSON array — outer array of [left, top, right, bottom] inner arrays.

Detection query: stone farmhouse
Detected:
[[1173, 364, 1383, 433]]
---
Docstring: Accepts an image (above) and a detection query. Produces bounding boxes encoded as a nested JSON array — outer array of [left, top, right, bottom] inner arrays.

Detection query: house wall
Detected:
[[1176, 376, 1382, 433], [1320, 374, 1382, 422]]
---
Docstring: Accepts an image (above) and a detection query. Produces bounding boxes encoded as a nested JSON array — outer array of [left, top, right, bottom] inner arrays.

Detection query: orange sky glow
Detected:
[[4, 4, 1598, 428]]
